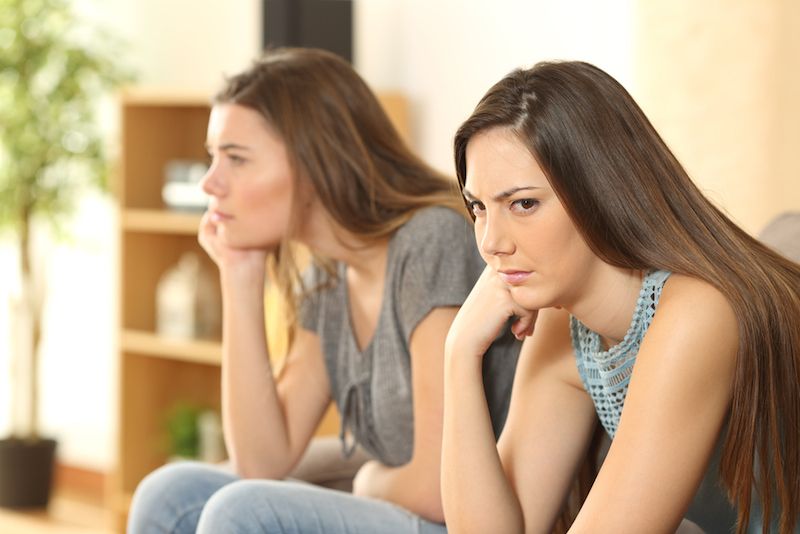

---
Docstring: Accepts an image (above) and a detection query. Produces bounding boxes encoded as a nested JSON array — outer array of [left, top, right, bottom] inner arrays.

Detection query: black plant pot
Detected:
[[0, 437, 57, 508]]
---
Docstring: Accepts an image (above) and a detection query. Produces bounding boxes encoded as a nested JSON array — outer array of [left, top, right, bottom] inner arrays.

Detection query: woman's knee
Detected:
[[128, 461, 237, 534], [197, 480, 445, 534], [197, 480, 290, 533]]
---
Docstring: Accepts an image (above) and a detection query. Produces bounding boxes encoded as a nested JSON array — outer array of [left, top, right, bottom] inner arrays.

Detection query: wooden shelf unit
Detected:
[[112, 93, 222, 532], [112, 89, 410, 531], [121, 209, 202, 235], [120, 329, 222, 365]]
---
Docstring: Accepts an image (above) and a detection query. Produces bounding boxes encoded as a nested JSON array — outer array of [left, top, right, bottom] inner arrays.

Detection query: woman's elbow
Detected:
[[229, 451, 293, 480]]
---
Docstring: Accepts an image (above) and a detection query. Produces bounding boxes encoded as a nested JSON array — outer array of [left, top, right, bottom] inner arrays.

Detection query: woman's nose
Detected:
[[200, 162, 226, 197], [479, 214, 514, 257]]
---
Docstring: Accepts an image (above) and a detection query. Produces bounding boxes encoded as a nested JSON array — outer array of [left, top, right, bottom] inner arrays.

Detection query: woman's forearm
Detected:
[[441, 351, 524, 534], [219, 267, 293, 478]]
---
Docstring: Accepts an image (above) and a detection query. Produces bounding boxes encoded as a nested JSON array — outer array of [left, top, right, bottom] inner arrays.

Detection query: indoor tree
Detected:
[[0, 0, 131, 505]]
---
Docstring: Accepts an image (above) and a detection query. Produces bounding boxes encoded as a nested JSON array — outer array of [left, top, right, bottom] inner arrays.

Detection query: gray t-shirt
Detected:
[[300, 206, 521, 466]]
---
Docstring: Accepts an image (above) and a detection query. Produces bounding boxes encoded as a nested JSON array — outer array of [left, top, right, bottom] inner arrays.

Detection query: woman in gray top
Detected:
[[127, 48, 519, 534], [441, 61, 800, 534]]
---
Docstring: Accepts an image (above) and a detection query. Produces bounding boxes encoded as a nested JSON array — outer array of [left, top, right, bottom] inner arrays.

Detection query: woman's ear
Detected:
[[292, 180, 322, 240]]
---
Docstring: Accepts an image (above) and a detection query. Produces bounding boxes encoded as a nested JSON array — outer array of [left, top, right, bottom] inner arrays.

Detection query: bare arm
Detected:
[[441, 266, 594, 533], [352, 306, 458, 523], [568, 276, 737, 533], [443, 304, 598, 534], [220, 267, 331, 478], [200, 213, 331, 479]]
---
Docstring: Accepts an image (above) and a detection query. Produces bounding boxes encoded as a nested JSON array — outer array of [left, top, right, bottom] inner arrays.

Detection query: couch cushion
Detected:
[[759, 212, 800, 262]]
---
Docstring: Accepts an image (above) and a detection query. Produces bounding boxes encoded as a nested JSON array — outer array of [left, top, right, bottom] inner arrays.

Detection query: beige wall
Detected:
[[634, 0, 800, 235], [773, 0, 800, 231]]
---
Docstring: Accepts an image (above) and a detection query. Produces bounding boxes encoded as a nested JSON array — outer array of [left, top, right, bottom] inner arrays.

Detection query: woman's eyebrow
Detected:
[[463, 186, 542, 202], [491, 186, 542, 200], [218, 143, 252, 151], [205, 142, 253, 151]]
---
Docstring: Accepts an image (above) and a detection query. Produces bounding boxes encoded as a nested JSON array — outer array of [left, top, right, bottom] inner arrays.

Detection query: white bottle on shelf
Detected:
[[197, 410, 226, 463], [156, 253, 199, 339], [156, 252, 221, 340]]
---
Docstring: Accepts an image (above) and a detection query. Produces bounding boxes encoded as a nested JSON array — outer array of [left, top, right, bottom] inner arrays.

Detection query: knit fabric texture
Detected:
[[299, 206, 521, 465], [570, 270, 671, 438]]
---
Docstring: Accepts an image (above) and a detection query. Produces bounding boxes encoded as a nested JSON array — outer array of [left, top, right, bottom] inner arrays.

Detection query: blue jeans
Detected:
[[127, 461, 448, 533]]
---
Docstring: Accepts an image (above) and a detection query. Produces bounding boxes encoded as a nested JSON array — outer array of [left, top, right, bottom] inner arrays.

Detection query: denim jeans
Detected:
[[127, 461, 448, 534]]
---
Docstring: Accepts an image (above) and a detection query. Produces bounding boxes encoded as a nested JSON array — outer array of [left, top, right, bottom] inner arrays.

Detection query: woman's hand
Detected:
[[446, 265, 538, 360], [441, 264, 539, 533], [198, 211, 270, 275]]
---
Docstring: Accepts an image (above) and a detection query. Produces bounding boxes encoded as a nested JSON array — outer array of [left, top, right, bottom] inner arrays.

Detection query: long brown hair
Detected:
[[214, 47, 463, 345], [454, 60, 800, 533]]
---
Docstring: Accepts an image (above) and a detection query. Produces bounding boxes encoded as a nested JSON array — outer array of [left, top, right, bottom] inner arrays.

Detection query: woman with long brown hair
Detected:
[[442, 60, 799, 533], [127, 48, 520, 533]]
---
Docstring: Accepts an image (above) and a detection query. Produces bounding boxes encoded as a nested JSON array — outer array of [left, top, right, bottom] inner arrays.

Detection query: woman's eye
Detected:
[[510, 198, 539, 213], [228, 154, 245, 165], [468, 200, 485, 216]]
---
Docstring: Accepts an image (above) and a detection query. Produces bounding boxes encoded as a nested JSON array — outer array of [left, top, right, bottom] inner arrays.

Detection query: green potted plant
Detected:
[[164, 402, 204, 461], [0, 0, 131, 507], [164, 403, 227, 463]]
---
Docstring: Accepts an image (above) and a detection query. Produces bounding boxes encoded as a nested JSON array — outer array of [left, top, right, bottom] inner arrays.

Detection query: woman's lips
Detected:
[[210, 210, 233, 223], [498, 270, 532, 285]]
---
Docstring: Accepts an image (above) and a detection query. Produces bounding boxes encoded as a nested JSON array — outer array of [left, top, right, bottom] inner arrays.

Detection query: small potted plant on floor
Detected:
[[0, 0, 131, 507]]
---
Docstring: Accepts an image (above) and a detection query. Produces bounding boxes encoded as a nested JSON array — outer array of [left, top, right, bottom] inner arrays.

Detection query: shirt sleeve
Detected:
[[395, 207, 485, 343]]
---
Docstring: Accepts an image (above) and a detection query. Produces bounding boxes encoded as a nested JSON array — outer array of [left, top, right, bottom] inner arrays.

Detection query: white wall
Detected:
[[355, 0, 635, 174], [38, 194, 118, 467], [77, 0, 262, 93], [0, 194, 118, 469]]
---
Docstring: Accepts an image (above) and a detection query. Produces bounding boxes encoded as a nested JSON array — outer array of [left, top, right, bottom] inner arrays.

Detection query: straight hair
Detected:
[[454, 60, 800, 533], [214, 47, 464, 347]]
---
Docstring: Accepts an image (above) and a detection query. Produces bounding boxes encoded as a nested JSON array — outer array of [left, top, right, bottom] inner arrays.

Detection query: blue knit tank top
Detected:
[[570, 270, 671, 438]]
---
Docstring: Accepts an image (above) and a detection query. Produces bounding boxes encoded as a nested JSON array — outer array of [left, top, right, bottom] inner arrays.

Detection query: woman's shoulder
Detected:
[[388, 206, 483, 303], [399, 206, 471, 235], [658, 274, 735, 321], [393, 206, 476, 254], [647, 273, 738, 365]]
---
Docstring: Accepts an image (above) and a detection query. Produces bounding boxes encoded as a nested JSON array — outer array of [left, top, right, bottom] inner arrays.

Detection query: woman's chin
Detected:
[[223, 231, 280, 251], [508, 286, 544, 311]]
